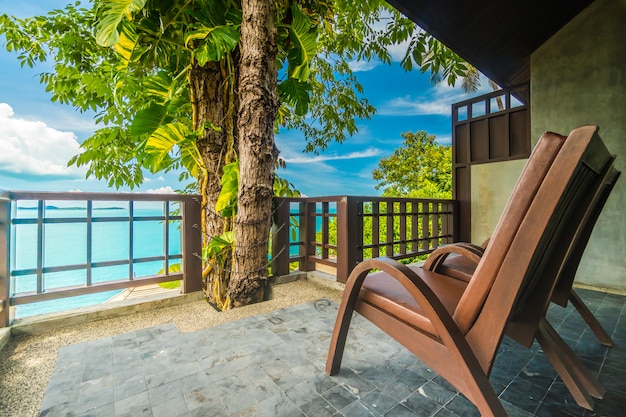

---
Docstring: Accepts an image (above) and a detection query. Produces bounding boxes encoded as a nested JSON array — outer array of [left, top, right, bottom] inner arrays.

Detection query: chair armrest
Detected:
[[345, 257, 466, 345], [423, 243, 485, 272], [328, 257, 486, 379]]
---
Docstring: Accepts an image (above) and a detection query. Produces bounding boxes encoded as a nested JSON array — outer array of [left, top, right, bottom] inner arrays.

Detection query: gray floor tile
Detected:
[[38, 295, 626, 417], [77, 376, 114, 414], [152, 393, 189, 417], [300, 395, 338, 417], [114, 375, 147, 402], [148, 380, 185, 407], [182, 383, 223, 412], [361, 389, 399, 415], [234, 392, 302, 417], [340, 399, 379, 417], [114, 391, 152, 417], [321, 384, 359, 411]]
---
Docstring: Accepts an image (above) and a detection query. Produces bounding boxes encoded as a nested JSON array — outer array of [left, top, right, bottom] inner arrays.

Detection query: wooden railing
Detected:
[[0, 191, 203, 327], [271, 196, 457, 282], [0, 191, 456, 326]]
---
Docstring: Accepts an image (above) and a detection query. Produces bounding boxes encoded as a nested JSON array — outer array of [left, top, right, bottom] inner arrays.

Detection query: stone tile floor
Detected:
[[40, 288, 625, 417]]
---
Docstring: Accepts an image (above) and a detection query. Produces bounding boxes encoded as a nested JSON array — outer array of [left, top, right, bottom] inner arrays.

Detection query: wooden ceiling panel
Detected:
[[386, 0, 595, 87]]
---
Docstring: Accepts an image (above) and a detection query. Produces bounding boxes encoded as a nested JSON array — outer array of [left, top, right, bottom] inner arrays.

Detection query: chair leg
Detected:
[[569, 290, 614, 347], [464, 372, 509, 417], [536, 317, 605, 410], [325, 293, 356, 376]]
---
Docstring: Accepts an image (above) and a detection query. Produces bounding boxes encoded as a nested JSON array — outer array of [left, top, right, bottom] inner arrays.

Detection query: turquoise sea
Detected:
[[11, 206, 182, 318]]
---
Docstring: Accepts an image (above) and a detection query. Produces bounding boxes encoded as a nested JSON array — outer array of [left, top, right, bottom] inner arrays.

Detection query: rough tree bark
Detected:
[[189, 60, 237, 305], [228, 0, 279, 307]]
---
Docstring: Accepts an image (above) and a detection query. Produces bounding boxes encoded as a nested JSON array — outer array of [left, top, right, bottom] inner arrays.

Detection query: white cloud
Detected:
[[377, 95, 452, 116], [0, 103, 85, 179], [377, 73, 494, 117], [282, 148, 384, 164], [146, 186, 176, 194], [348, 60, 379, 72]]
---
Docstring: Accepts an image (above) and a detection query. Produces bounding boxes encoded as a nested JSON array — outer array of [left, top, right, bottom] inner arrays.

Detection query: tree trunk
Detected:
[[228, 0, 278, 307], [189, 60, 237, 305]]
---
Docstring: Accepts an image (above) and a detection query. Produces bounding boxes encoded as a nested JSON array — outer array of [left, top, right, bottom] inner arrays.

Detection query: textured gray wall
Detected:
[[531, 0, 626, 291], [470, 160, 526, 246]]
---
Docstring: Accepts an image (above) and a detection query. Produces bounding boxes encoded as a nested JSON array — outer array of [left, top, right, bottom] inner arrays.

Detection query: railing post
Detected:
[[336, 197, 362, 283], [299, 202, 316, 272], [181, 196, 203, 294], [271, 198, 290, 277], [0, 193, 11, 327], [450, 200, 459, 242]]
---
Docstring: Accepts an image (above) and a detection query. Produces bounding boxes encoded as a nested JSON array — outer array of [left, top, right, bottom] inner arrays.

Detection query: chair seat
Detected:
[[360, 265, 467, 337]]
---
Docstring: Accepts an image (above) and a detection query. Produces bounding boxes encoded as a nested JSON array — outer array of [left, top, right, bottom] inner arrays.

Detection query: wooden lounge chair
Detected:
[[423, 155, 619, 409], [325, 126, 614, 417], [427, 155, 620, 348]]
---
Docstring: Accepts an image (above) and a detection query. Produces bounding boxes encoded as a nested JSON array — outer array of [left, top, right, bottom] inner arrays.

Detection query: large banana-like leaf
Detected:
[[144, 121, 190, 172], [130, 103, 169, 136], [143, 72, 189, 107], [95, 0, 147, 47], [284, 5, 318, 82], [184, 0, 241, 65], [185, 24, 240, 66], [143, 72, 172, 104], [215, 160, 239, 217], [144, 121, 201, 177], [113, 20, 138, 65], [278, 78, 312, 116], [180, 142, 201, 179]]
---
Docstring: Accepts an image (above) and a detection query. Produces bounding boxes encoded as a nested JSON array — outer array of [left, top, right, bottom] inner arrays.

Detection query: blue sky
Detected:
[[0, 1, 490, 197]]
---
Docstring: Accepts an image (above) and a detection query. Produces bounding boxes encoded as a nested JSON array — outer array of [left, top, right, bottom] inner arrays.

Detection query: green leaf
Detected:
[[186, 24, 240, 65], [215, 160, 239, 217], [282, 5, 318, 82], [130, 103, 168, 136], [278, 78, 311, 116], [204, 231, 235, 260], [142, 71, 185, 105], [179, 142, 201, 179], [95, 0, 147, 47], [113, 19, 138, 65], [144, 121, 191, 172]]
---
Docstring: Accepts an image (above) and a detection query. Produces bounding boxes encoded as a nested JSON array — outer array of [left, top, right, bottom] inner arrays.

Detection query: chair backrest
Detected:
[[506, 159, 619, 346], [551, 165, 620, 306], [451, 131, 567, 333], [460, 126, 614, 368]]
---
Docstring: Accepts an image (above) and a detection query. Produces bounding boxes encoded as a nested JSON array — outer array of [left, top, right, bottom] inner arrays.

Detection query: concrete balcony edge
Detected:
[[10, 290, 205, 337]]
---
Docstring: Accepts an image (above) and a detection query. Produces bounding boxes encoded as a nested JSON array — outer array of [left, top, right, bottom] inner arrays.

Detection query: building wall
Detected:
[[470, 159, 526, 245], [531, 0, 626, 290]]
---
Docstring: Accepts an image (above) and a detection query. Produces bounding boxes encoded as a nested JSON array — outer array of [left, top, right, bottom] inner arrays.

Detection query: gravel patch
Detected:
[[0, 279, 341, 417]]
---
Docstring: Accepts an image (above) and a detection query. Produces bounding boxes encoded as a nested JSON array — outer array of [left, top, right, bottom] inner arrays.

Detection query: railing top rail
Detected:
[[451, 84, 529, 109], [274, 195, 454, 204], [3, 190, 201, 203], [345, 196, 453, 204], [273, 196, 347, 203]]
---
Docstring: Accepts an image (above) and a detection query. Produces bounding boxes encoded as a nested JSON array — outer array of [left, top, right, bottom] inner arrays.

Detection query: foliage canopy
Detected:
[[0, 0, 475, 189], [372, 130, 452, 199]]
